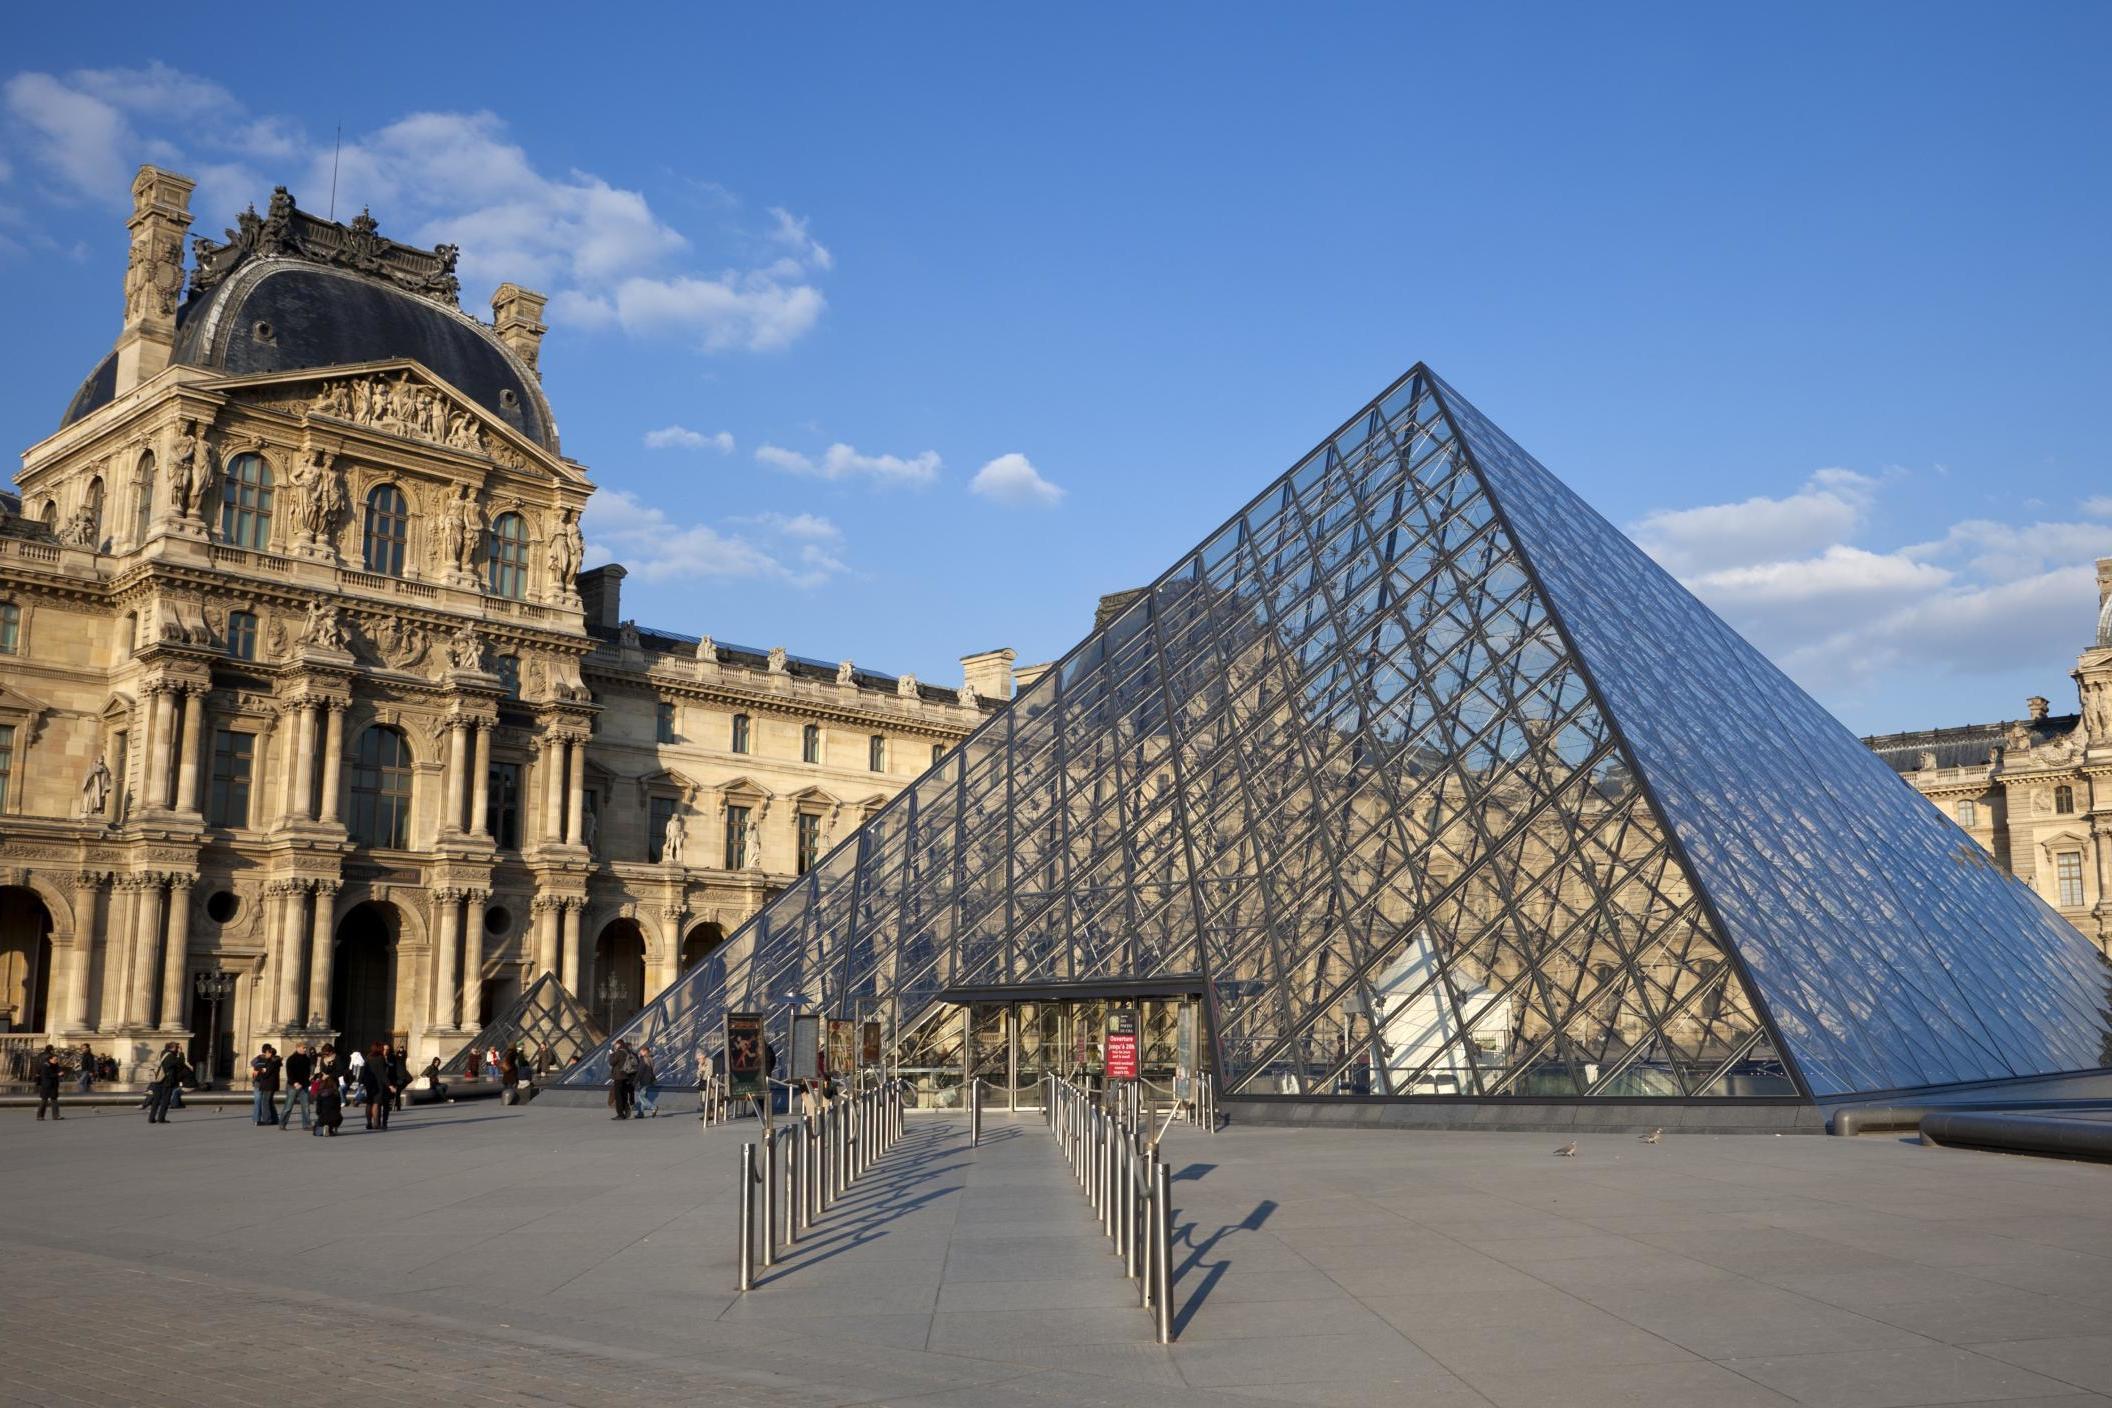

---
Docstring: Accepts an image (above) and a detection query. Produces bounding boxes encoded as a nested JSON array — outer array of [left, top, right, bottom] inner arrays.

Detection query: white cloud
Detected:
[[1630, 468, 1877, 576], [755, 441, 940, 487], [0, 67, 831, 355], [741, 511, 843, 541], [1641, 467, 2108, 705], [2083, 495, 2112, 519], [643, 425, 734, 453], [583, 488, 845, 588], [969, 452, 1066, 507]]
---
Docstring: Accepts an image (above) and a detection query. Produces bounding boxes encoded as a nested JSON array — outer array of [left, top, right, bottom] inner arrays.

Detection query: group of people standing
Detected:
[[603, 1040, 660, 1119], [249, 1041, 411, 1135]]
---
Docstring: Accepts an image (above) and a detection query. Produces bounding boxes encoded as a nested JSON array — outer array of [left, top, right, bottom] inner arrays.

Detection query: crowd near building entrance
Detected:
[[330, 902, 400, 1059]]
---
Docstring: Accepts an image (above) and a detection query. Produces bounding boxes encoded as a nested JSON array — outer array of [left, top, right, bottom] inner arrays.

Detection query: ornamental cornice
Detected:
[[581, 666, 980, 742]]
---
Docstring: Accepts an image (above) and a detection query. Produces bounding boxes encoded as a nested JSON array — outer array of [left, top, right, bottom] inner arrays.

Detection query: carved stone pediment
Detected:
[[192, 186, 460, 307]]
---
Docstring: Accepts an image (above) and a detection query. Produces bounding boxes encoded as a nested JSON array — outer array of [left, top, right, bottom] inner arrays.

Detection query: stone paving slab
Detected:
[[9, 1102, 2112, 1405]]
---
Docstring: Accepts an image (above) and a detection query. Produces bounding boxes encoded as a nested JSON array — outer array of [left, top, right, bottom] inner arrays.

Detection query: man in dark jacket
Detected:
[[146, 1042, 188, 1123], [249, 1044, 282, 1125], [608, 1039, 636, 1120], [385, 1044, 411, 1112], [280, 1043, 315, 1131], [33, 1044, 63, 1120]]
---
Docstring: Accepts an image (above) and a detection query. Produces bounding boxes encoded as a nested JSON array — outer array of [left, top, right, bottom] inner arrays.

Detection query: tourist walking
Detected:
[[75, 1044, 95, 1094], [499, 1045, 520, 1104], [313, 1068, 343, 1136], [360, 1042, 389, 1130], [344, 1044, 366, 1102], [33, 1044, 64, 1120], [281, 1042, 315, 1131], [385, 1043, 411, 1112], [634, 1045, 659, 1118], [607, 1038, 636, 1119], [419, 1055, 447, 1102], [249, 1044, 282, 1125], [145, 1041, 188, 1123]]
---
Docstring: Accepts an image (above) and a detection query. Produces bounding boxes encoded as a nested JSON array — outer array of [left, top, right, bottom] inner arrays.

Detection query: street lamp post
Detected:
[[191, 970, 238, 1088]]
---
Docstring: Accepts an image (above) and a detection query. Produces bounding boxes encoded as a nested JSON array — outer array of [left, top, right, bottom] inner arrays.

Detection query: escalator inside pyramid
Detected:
[[560, 365, 2112, 1121]]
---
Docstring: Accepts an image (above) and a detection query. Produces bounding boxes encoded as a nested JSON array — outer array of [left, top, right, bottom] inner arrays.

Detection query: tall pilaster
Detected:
[[533, 897, 560, 976], [157, 876, 193, 1031], [305, 880, 339, 1026], [433, 888, 462, 1030], [127, 876, 165, 1027], [460, 889, 488, 1030], [138, 686, 165, 812], [61, 872, 106, 1033], [276, 883, 308, 1030], [470, 723, 492, 837], [99, 880, 136, 1030], [560, 898, 583, 995], [290, 700, 318, 821], [174, 686, 206, 813], [565, 735, 586, 844], [318, 703, 346, 824], [444, 721, 468, 833]]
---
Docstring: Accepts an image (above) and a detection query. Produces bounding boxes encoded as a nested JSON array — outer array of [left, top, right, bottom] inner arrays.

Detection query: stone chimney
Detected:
[[492, 283, 549, 379], [2026, 695, 2050, 722], [960, 648, 1016, 703], [579, 563, 625, 630], [113, 165, 196, 396]]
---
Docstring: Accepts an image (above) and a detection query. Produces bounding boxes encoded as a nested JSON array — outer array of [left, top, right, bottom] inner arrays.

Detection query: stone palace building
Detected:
[[0, 166, 1011, 1080], [1863, 560, 2112, 955]]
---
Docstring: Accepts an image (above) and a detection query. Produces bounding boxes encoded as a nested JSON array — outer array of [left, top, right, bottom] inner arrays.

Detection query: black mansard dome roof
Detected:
[[62, 188, 557, 452]]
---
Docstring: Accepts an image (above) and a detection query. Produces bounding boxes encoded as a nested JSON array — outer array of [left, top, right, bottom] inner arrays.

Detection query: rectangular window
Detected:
[[649, 795, 677, 863], [0, 603, 20, 655], [1954, 799, 1977, 827], [657, 702, 677, 744], [725, 803, 750, 869], [226, 611, 257, 661], [731, 713, 750, 754], [207, 728, 255, 828], [931, 742, 945, 766], [486, 760, 522, 850], [802, 724, 821, 765], [0, 723, 14, 810], [2057, 852, 2086, 908], [797, 812, 821, 875], [869, 734, 885, 772]]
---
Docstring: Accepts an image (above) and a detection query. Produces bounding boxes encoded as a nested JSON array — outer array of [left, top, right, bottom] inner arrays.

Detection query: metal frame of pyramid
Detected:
[[558, 366, 2112, 1108], [443, 972, 606, 1078]]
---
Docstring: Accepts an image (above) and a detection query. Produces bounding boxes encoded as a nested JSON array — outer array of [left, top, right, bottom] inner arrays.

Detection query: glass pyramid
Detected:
[[443, 972, 606, 1078], [562, 367, 2112, 1103]]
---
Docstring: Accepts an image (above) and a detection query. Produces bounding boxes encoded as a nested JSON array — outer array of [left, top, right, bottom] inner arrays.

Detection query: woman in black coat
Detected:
[[359, 1042, 390, 1130]]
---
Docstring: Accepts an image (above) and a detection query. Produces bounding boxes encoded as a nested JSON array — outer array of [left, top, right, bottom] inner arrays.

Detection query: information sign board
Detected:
[[827, 1019, 856, 1079], [790, 1012, 822, 1081], [861, 1019, 883, 1067], [1105, 1008, 1140, 1081], [724, 1011, 767, 1097]]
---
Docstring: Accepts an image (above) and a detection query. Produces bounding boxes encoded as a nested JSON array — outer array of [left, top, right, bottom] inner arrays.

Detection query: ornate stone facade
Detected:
[[1864, 557, 2112, 954], [0, 167, 1004, 1078]]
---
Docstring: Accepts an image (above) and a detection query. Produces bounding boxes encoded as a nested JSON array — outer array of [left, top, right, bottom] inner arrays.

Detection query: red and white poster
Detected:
[[1104, 1009, 1140, 1080]]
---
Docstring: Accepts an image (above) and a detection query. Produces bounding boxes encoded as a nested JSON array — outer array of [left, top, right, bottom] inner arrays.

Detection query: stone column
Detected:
[[470, 723, 492, 837], [127, 876, 164, 1027], [61, 874, 102, 1032], [290, 700, 318, 821], [541, 736, 564, 842], [434, 888, 462, 1029], [318, 703, 346, 824], [305, 880, 339, 1027], [276, 883, 308, 1030], [461, 891, 486, 1031], [560, 899, 582, 994], [534, 898, 559, 976], [173, 687, 206, 813], [444, 721, 468, 834], [565, 737, 586, 846], [138, 687, 164, 812], [99, 881, 135, 1030], [158, 876, 193, 1031]]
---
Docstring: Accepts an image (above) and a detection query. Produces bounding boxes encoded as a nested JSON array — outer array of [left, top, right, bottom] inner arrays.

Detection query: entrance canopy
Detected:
[[561, 366, 2112, 1106]]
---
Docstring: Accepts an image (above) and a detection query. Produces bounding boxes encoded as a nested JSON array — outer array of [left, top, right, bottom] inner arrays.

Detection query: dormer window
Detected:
[[363, 484, 410, 576]]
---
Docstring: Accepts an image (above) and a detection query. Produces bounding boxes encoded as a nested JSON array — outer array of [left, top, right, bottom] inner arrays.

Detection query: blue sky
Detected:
[[2, 5, 2106, 733]]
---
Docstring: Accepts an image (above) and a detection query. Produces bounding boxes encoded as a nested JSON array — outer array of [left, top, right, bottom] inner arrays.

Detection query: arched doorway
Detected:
[[330, 902, 398, 1058], [680, 922, 726, 974], [592, 919, 647, 1032], [0, 886, 53, 1034]]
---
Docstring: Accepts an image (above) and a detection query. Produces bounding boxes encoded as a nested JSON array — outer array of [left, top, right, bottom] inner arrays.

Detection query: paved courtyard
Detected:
[[6, 1099, 2112, 1407]]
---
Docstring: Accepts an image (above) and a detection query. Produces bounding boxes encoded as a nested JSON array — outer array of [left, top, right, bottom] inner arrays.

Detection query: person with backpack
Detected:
[[313, 1067, 343, 1136], [249, 1044, 282, 1126], [145, 1042, 189, 1123], [281, 1042, 315, 1131], [33, 1044, 64, 1120], [607, 1039, 636, 1119], [633, 1045, 659, 1118]]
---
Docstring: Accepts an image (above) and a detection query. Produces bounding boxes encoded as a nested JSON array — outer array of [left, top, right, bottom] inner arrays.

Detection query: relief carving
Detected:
[[313, 371, 489, 453]]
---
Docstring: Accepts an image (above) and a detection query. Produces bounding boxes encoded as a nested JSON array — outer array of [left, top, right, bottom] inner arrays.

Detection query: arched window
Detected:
[[731, 713, 751, 754], [226, 610, 257, 661], [362, 484, 410, 576], [802, 723, 820, 764], [133, 451, 156, 545], [348, 725, 414, 849], [218, 453, 274, 549], [486, 511, 528, 599], [38, 500, 57, 531], [0, 603, 19, 655], [2055, 784, 2075, 815], [84, 477, 106, 546]]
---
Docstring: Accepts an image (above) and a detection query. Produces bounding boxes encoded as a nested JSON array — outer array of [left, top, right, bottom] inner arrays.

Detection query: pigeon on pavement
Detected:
[[1554, 1140, 1578, 1157], [1639, 1128, 1663, 1144]]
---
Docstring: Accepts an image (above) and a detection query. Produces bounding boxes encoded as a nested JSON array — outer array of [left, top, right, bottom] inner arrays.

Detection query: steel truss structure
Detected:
[[563, 366, 2112, 1104]]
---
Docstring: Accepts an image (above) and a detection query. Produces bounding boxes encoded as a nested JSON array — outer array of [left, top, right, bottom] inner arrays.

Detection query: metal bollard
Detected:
[[970, 1079, 982, 1148], [805, 1111, 820, 1227], [763, 1126, 779, 1268], [786, 1118, 802, 1245], [738, 1141, 757, 1291], [1152, 1161, 1174, 1342]]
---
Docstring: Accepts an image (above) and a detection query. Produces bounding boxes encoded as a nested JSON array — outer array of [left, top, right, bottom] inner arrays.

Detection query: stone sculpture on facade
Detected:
[[446, 622, 486, 673], [287, 448, 341, 549], [167, 422, 205, 522], [958, 679, 979, 710], [695, 636, 716, 664], [300, 600, 351, 653], [897, 673, 918, 699], [662, 809, 686, 867], [836, 659, 855, 686], [545, 508, 583, 595], [78, 755, 113, 820], [58, 505, 99, 549], [371, 616, 428, 670], [767, 646, 788, 675], [439, 483, 481, 580]]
